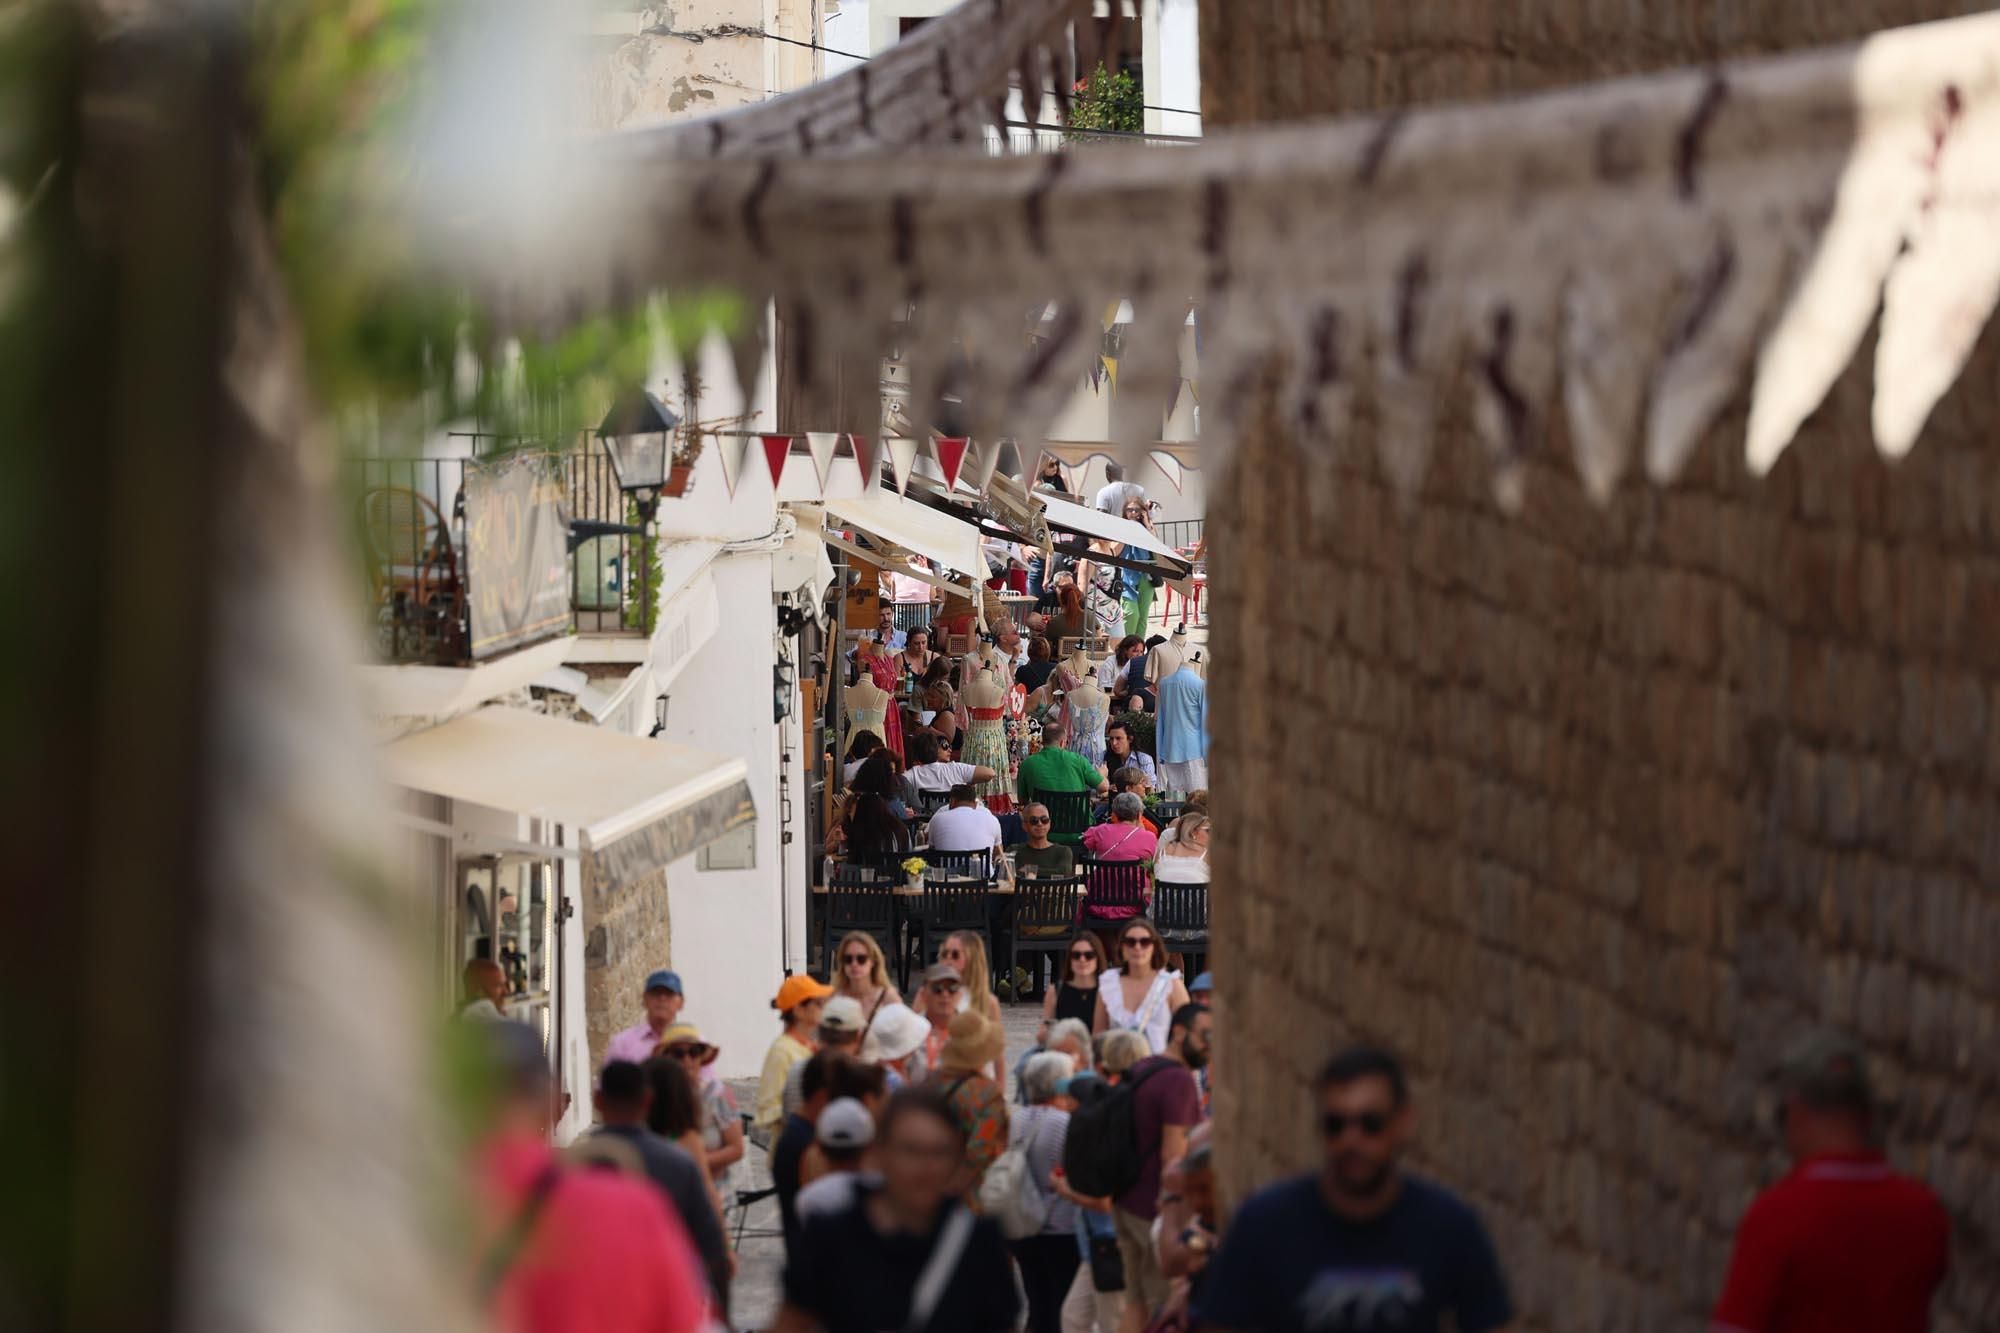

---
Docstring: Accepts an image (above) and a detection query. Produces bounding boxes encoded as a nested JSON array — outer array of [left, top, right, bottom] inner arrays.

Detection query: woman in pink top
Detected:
[[1081, 791, 1158, 862]]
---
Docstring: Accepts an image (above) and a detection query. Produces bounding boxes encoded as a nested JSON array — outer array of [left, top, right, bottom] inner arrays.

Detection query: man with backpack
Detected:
[[1063, 1003, 1211, 1333]]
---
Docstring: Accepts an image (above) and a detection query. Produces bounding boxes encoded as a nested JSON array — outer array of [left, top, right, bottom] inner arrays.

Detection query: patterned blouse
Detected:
[[931, 1069, 1010, 1203]]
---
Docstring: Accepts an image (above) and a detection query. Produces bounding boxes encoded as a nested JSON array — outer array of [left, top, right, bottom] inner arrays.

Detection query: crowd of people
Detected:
[[454, 472, 1951, 1333], [463, 944, 1951, 1333]]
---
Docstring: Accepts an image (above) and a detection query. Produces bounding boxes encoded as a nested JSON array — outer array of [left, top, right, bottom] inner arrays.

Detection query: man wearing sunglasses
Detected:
[[1195, 1046, 1512, 1333]]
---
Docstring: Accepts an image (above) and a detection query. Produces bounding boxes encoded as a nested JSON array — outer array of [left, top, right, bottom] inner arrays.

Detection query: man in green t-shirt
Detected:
[[1017, 718, 1109, 808]]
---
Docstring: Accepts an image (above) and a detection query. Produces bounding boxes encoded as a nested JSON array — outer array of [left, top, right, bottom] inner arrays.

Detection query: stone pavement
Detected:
[[723, 999, 1049, 1331]]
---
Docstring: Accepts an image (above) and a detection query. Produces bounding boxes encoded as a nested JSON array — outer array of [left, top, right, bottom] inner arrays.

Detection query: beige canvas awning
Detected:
[[380, 705, 754, 897], [1038, 494, 1194, 579]]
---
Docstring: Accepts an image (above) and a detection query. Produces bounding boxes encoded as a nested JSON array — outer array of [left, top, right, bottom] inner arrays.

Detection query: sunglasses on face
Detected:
[[1024, 816, 1051, 824], [940, 949, 965, 961], [664, 1046, 704, 1060], [1322, 1111, 1392, 1139], [842, 953, 872, 966], [928, 981, 962, 994], [1122, 937, 1154, 950], [1070, 948, 1098, 960]]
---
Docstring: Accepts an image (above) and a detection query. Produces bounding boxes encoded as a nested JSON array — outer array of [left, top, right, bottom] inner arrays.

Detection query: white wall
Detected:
[[654, 552, 794, 1080]]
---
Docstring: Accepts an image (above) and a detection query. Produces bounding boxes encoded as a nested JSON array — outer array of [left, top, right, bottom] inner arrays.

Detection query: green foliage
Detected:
[[1066, 63, 1144, 136], [1112, 709, 1154, 757], [248, 0, 741, 433], [622, 495, 664, 635]]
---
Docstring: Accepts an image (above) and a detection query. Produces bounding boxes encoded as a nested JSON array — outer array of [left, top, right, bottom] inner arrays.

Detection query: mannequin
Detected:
[[1056, 647, 1108, 768], [1149, 642, 1208, 796], [846, 673, 892, 760], [958, 658, 1014, 813], [851, 636, 904, 758]]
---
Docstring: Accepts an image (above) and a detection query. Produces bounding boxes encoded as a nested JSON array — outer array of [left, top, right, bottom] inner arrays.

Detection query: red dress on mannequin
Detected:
[[865, 651, 906, 760]]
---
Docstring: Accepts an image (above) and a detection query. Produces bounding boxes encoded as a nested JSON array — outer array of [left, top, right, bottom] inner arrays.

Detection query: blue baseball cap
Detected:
[[1189, 972, 1214, 994], [644, 970, 684, 995]]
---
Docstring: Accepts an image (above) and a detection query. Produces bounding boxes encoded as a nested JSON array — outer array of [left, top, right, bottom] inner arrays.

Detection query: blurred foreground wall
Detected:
[[1201, 3, 2000, 1331]]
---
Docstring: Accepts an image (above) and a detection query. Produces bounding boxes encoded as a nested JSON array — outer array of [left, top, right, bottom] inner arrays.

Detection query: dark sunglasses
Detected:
[[1024, 815, 1051, 824], [1122, 936, 1155, 949], [928, 980, 962, 993], [1322, 1111, 1392, 1139], [841, 953, 872, 965], [663, 1045, 706, 1060], [1069, 947, 1098, 959]]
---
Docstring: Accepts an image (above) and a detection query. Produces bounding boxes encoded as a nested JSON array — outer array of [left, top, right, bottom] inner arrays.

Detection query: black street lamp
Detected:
[[595, 389, 681, 526]]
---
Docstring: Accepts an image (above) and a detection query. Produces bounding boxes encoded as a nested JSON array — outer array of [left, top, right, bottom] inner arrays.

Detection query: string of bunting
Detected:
[[734, 432, 1202, 497]]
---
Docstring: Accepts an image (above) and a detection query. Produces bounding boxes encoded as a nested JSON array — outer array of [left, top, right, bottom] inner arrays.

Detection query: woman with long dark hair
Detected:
[[843, 792, 912, 866]]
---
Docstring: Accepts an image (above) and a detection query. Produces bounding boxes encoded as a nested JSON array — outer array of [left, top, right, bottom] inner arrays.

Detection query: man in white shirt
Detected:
[[1094, 462, 1147, 514], [924, 785, 1004, 854], [904, 733, 996, 795]]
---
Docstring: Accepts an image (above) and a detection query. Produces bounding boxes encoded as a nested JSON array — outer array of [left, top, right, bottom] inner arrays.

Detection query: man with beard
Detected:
[[1194, 1047, 1512, 1333], [1112, 1003, 1210, 1333]]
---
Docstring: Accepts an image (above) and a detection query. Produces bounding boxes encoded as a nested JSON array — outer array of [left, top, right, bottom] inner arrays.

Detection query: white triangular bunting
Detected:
[[1149, 450, 1185, 494], [716, 433, 752, 498], [886, 437, 920, 494], [967, 440, 1002, 494], [806, 432, 839, 493]]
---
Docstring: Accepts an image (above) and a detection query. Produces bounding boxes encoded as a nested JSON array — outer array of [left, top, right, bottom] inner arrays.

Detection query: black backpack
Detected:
[[1062, 1061, 1169, 1198]]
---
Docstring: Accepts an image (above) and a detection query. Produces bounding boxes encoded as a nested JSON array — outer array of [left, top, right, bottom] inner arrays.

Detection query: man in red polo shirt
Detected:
[[1711, 1031, 1949, 1333]]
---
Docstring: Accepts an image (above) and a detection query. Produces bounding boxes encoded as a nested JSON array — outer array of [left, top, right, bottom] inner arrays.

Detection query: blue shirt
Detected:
[[1154, 668, 1208, 764], [1120, 546, 1148, 600], [1194, 1174, 1512, 1333]]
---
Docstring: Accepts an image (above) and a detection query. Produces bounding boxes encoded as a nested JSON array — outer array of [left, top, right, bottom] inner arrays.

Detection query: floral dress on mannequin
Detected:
[[959, 665, 1013, 814], [1067, 693, 1107, 769]]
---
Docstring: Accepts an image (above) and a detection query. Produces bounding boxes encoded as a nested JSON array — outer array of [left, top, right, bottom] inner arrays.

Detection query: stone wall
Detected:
[[1208, 330, 2000, 1330], [583, 867, 673, 1069], [1201, 5, 2000, 1329]]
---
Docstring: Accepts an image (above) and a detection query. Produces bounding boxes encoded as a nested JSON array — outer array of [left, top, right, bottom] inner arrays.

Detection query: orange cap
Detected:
[[773, 974, 833, 1013]]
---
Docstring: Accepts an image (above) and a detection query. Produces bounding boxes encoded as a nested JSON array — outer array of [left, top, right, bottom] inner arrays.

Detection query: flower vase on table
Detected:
[[902, 856, 928, 892]]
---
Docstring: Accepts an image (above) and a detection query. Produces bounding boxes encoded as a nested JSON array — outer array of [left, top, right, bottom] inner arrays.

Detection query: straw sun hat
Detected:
[[936, 1010, 1003, 1073]]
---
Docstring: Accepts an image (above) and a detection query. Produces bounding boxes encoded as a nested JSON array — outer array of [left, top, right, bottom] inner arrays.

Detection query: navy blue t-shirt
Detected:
[[1193, 1173, 1512, 1333]]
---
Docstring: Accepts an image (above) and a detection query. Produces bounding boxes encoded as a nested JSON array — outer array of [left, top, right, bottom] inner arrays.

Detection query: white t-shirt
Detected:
[[1095, 480, 1146, 514], [907, 760, 980, 792], [925, 804, 1003, 852]]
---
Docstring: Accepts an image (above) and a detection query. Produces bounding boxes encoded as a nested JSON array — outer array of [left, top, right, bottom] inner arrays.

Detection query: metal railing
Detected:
[[345, 435, 658, 666], [348, 456, 471, 666], [1155, 518, 1204, 553]]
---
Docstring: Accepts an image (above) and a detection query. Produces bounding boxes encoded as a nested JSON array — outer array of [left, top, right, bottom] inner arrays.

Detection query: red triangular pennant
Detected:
[[934, 437, 969, 489], [761, 434, 793, 488], [849, 434, 879, 487]]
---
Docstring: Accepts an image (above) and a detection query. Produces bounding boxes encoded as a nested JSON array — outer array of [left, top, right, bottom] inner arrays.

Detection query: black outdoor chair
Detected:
[[1151, 800, 1185, 825], [905, 852, 994, 982], [823, 862, 897, 983], [914, 788, 953, 817], [1040, 790, 1093, 847], [1009, 874, 1086, 1001], [1152, 881, 1210, 978], [1079, 857, 1153, 934]]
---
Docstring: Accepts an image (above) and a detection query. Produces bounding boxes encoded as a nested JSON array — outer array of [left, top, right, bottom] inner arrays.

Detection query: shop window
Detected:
[[459, 854, 556, 1040]]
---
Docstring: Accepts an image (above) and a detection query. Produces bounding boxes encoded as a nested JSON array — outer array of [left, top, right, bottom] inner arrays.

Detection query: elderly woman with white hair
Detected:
[[1012, 1051, 1082, 1333]]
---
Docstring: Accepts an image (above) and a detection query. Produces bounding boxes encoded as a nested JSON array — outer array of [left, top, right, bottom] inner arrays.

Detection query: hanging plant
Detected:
[[1066, 63, 1143, 137]]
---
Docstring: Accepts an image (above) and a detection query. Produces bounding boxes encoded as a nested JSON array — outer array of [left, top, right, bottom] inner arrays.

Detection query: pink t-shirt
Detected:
[[1082, 822, 1158, 862], [480, 1134, 707, 1333]]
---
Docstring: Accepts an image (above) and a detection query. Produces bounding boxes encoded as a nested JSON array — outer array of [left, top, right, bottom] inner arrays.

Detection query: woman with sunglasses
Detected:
[[1092, 918, 1189, 1055], [938, 930, 1005, 1080], [1041, 931, 1104, 1040], [655, 1023, 746, 1188], [832, 931, 902, 1024]]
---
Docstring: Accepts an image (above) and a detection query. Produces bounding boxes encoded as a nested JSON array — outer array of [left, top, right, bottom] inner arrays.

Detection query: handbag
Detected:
[[976, 1108, 1051, 1239], [1086, 1228, 1127, 1293]]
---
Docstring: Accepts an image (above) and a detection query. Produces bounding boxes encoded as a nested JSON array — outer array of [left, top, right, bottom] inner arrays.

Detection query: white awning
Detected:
[[822, 491, 988, 583], [1038, 494, 1194, 578], [380, 706, 754, 897]]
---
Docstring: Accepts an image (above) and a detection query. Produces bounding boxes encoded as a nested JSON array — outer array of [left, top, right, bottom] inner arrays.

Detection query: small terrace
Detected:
[[346, 429, 678, 669]]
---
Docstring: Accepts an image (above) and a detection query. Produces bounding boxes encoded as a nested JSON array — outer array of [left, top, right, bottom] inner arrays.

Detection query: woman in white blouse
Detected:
[[1153, 813, 1211, 884]]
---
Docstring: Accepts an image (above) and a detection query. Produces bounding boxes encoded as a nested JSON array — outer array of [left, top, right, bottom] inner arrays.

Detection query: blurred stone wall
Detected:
[[584, 868, 673, 1068], [1202, 8, 2000, 1332]]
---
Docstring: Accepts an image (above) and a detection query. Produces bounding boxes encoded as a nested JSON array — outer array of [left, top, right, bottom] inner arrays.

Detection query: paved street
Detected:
[[724, 1001, 1048, 1330]]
